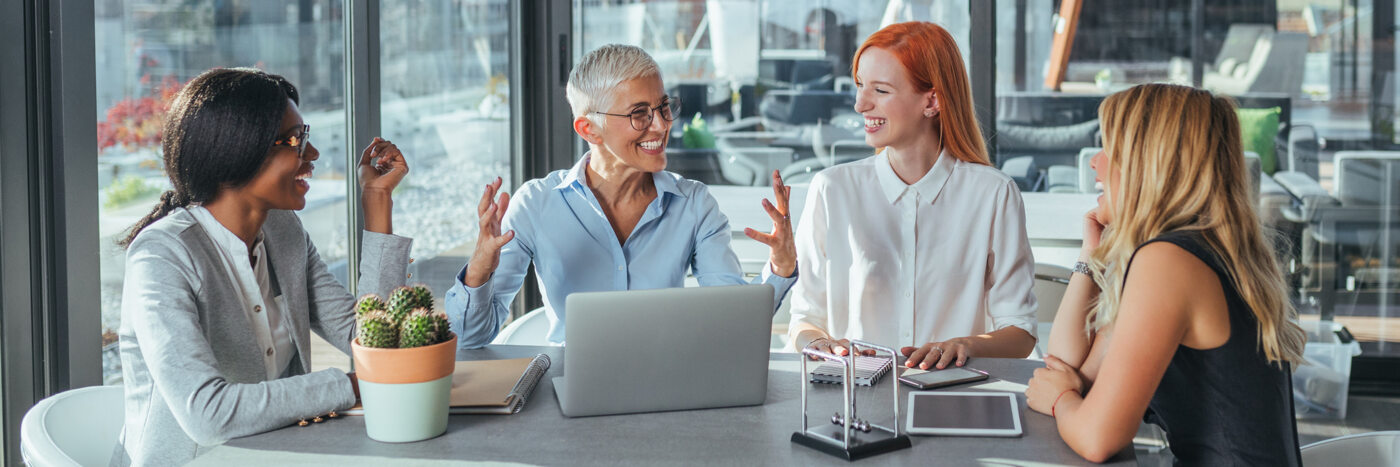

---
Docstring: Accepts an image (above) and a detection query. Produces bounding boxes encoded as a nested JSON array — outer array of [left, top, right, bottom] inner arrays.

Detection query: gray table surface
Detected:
[[198, 345, 1134, 466]]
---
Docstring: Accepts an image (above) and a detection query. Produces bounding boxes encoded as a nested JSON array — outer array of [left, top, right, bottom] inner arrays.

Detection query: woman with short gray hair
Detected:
[[445, 44, 797, 348]]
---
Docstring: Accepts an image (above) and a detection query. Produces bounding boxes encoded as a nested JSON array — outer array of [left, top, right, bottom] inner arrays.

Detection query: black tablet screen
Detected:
[[910, 393, 1017, 430]]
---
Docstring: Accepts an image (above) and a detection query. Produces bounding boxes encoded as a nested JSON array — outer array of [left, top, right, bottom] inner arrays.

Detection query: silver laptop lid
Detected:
[[556, 284, 773, 417]]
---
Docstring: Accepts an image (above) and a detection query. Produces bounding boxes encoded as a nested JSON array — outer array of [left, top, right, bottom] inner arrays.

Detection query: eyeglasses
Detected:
[[272, 124, 311, 158], [592, 96, 682, 131]]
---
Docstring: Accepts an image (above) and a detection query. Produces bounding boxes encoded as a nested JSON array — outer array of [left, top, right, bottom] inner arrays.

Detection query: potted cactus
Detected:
[[351, 285, 457, 443]]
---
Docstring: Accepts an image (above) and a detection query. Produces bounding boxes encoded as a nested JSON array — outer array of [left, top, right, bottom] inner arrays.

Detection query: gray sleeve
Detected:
[[124, 232, 356, 446], [306, 230, 412, 355]]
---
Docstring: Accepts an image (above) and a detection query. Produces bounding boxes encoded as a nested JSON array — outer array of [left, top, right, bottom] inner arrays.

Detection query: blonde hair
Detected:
[[1087, 84, 1304, 365]]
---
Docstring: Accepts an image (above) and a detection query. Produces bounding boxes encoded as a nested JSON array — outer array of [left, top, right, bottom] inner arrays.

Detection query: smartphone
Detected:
[[898, 366, 989, 390]]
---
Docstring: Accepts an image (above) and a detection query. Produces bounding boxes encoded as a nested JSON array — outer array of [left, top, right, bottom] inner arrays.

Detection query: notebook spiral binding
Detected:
[[506, 354, 552, 414], [807, 356, 892, 387]]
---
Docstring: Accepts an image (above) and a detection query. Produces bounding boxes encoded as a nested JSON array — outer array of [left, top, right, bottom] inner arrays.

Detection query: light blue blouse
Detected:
[[445, 154, 796, 348]]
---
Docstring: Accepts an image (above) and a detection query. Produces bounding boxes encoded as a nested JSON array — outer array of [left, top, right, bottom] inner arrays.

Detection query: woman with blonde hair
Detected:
[[1026, 83, 1305, 464], [788, 21, 1038, 368]]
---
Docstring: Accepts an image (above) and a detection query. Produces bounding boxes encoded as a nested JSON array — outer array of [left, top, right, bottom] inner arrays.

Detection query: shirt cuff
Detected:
[[759, 261, 798, 293], [361, 230, 412, 253], [992, 316, 1037, 341], [447, 264, 494, 311], [311, 368, 358, 411]]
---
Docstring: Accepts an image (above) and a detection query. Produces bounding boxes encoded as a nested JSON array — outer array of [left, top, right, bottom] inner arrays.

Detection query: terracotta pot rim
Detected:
[[352, 333, 457, 384], [350, 332, 457, 353]]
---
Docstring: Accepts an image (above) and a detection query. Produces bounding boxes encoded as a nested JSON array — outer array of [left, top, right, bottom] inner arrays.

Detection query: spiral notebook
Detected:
[[807, 356, 893, 386], [449, 354, 551, 414], [344, 354, 551, 415]]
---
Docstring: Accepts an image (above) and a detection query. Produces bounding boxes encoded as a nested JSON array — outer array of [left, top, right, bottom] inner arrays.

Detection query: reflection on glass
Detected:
[[379, 0, 512, 312], [994, 1, 1397, 381], [96, 1, 348, 384], [574, 0, 964, 188]]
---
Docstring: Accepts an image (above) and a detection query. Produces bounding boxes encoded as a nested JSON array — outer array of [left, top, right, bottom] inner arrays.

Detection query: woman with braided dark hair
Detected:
[[113, 67, 413, 465]]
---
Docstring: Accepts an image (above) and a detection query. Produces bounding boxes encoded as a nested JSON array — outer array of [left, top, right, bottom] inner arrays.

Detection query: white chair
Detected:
[[1076, 147, 1100, 194], [21, 385, 125, 467], [1030, 263, 1072, 359], [491, 307, 552, 346], [1301, 431, 1400, 466]]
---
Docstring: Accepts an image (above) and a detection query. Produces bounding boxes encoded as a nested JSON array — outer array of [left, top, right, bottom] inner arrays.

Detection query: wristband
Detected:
[[1051, 388, 1078, 417], [1073, 261, 1093, 277]]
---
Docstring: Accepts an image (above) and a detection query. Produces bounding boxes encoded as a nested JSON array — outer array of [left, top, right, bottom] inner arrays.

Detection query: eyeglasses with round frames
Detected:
[[591, 97, 682, 131]]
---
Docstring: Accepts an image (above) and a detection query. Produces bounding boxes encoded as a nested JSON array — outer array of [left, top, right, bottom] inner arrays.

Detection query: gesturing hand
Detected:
[[462, 177, 514, 288], [359, 138, 407, 234], [359, 137, 408, 195], [744, 170, 797, 277]]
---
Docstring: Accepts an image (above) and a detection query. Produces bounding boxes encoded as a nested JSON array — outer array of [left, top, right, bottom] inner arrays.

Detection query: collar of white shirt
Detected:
[[553, 151, 686, 200], [188, 205, 266, 261], [875, 147, 956, 205]]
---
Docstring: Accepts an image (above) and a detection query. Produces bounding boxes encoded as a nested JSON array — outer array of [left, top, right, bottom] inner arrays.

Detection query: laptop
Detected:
[[553, 284, 773, 417]]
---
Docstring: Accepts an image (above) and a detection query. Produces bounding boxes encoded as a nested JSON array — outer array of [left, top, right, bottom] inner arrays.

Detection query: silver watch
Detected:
[[1073, 261, 1093, 276]]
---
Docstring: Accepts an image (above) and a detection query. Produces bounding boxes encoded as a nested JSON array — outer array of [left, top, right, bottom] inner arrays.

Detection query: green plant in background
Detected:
[[1095, 68, 1114, 89], [103, 175, 160, 209], [682, 113, 715, 149], [1236, 106, 1281, 174], [355, 290, 453, 349]]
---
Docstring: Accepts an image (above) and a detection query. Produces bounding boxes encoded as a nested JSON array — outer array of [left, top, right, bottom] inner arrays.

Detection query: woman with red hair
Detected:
[[788, 22, 1038, 369]]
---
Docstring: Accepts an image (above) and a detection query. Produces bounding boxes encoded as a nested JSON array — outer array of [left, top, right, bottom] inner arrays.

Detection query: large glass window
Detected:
[[996, 0, 1398, 357], [575, 0, 959, 191], [996, 0, 1399, 442], [378, 0, 513, 322], [96, 0, 349, 383]]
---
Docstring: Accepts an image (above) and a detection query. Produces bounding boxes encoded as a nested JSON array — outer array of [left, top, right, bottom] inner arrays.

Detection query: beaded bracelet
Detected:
[[1051, 389, 1078, 418]]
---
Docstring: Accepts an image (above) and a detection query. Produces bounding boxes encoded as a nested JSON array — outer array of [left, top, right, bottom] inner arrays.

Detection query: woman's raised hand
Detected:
[[359, 137, 408, 195], [463, 177, 514, 288], [359, 138, 407, 234], [744, 170, 797, 277]]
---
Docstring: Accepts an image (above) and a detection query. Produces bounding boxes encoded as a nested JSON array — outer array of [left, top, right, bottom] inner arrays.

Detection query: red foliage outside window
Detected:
[[97, 74, 184, 153]]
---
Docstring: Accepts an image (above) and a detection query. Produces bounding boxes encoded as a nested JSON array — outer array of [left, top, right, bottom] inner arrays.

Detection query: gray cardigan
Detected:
[[111, 208, 412, 466]]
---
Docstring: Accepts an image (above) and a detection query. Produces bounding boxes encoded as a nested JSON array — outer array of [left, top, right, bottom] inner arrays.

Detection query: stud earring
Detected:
[[924, 110, 935, 118]]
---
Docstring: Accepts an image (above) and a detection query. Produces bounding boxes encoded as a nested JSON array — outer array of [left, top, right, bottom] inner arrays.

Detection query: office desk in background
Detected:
[[199, 346, 1132, 466]]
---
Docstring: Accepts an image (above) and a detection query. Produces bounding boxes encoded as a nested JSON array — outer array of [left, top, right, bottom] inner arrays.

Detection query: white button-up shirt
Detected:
[[788, 149, 1037, 349], [188, 206, 294, 380]]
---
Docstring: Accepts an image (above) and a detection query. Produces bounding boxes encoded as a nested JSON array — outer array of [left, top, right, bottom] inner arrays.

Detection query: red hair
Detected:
[[853, 22, 990, 166]]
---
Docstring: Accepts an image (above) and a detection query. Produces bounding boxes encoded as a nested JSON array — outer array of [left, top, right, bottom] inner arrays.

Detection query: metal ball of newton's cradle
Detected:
[[830, 412, 872, 433]]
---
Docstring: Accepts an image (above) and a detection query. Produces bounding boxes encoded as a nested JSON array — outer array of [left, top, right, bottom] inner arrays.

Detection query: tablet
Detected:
[[905, 392, 1022, 437]]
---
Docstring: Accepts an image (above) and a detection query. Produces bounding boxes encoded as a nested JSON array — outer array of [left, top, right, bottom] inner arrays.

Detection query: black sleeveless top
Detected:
[[1128, 231, 1302, 466]]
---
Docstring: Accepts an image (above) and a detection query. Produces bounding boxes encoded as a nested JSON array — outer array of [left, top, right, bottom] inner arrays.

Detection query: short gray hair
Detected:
[[566, 44, 662, 126]]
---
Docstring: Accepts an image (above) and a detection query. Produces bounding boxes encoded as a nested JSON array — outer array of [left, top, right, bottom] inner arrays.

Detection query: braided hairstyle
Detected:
[[120, 67, 300, 247]]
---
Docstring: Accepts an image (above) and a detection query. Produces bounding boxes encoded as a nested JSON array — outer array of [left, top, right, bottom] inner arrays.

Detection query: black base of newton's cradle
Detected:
[[791, 431, 912, 461]]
